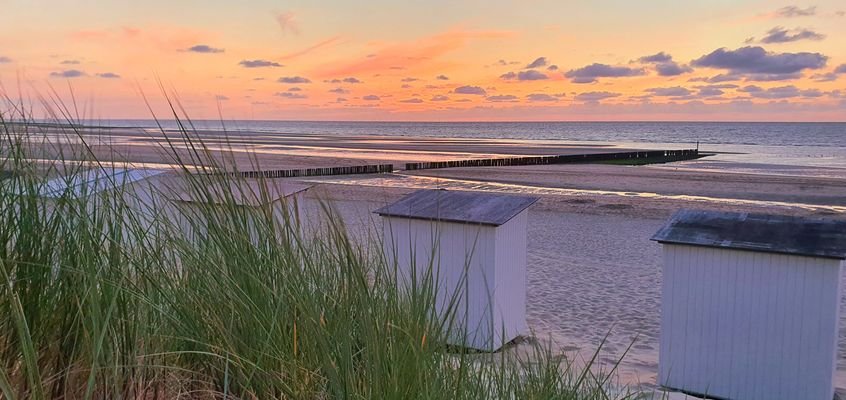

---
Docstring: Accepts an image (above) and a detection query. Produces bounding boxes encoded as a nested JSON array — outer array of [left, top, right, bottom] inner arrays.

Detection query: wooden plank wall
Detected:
[[659, 245, 841, 400]]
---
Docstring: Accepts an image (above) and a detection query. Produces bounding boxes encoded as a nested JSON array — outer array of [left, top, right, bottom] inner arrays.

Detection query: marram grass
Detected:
[[0, 105, 641, 399]]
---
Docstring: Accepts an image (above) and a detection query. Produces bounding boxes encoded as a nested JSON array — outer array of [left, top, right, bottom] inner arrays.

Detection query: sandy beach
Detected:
[[298, 162, 846, 392], [24, 127, 846, 395], [201, 130, 845, 394]]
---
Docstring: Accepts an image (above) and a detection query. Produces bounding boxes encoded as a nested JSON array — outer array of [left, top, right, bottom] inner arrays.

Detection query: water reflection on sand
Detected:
[[306, 173, 846, 214]]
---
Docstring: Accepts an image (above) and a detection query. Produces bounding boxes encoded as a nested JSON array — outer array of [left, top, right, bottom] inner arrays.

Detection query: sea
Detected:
[[87, 120, 846, 178]]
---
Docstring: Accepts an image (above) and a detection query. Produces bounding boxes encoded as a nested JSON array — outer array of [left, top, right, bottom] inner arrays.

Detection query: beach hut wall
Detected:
[[375, 189, 538, 351], [651, 209, 846, 400]]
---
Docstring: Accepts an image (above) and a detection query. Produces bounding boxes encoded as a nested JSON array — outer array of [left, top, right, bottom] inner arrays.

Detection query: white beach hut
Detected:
[[31, 167, 169, 244], [375, 189, 538, 351], [37, 167, 167, 221], [38, 168, 165, 201], [651, 209, 846, 400]]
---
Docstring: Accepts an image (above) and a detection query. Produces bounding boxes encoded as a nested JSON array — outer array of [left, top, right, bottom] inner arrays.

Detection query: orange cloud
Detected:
[[313, 28, 516, 78]]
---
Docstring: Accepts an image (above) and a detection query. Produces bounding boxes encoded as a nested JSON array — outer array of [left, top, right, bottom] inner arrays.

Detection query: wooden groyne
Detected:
[[405, 149, 699, 171], [233, 149, 699, 178], [239, 164, 394, 178]]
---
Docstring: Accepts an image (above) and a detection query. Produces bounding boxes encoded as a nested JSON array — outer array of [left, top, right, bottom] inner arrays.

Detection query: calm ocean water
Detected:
[[100, 120, 845, 148], [86, 120, 846, 177]]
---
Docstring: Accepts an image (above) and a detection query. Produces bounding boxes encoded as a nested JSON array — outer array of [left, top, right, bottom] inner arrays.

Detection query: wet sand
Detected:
[[22, 127, 649, 170]]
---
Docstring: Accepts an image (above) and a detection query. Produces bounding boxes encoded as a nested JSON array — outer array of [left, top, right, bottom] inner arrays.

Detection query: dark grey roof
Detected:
[[651, 209, 846, 260], [374, 189, 538, 226]]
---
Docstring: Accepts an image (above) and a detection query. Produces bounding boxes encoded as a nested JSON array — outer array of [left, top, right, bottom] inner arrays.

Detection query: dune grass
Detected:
[[0, 100, 640, 399]]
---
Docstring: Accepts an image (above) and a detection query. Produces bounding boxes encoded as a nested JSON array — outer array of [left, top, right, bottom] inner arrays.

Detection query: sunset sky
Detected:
[[1, 1, 845, 121]]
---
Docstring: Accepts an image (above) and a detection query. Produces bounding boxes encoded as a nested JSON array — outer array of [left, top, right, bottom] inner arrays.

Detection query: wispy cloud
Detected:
[[526, 93, 558, 102], [275, 11, 300, 35], [278, 76, 312, 84], [487, 95, 519, 102], [656, 62, 694, 76], [738, 84, 823, 99], [810, 64, 845, 82], [240, 59, 283, 68], [50, 70, 85, 78], [453, 85, 487, 95], [326, 77, 363, 84], [774, 5, 816, 18], [565, 63, 645, 83], [436, 75, 449, 80], [695, 85, 729, 97], [574, 91, 621, 102], [645, 86, 693, 97], [688, 74, 740, 83], [362, 95, 380, 101], [501, 70, 549, 81], [493, 59, 520, 66], [811, 72, 839, 82], [431, 95, 449, 101], [400, 98, 424, 103], [525, 57, 548, 69], [691, 46, 827, 81], [275, 92, 307, 99], [184, 44, 224, 53], [60, 60, 80, 65], [747, 27, 826, 44], [0, 56, 11, 63], [638, 52, 693, 76], [279, 36, 342, 61], [96, 72, 121, 78], [638, 52, 673, 63]]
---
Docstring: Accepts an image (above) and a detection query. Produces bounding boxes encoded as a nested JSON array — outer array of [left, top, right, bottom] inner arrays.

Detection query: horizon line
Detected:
[[30, 118, 846, 124]]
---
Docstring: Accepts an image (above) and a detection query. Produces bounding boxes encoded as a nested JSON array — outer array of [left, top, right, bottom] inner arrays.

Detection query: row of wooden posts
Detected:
[[236, 149, 700, 178], [239, 164, 395, 178], [404, 149, 699, 170]]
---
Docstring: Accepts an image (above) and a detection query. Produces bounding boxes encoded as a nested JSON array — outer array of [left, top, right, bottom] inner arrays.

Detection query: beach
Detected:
[[224, 128, 843, 393], [6, 1, 846, 396], [23, 124, 846, 395], [299, 162, 846, 392]]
